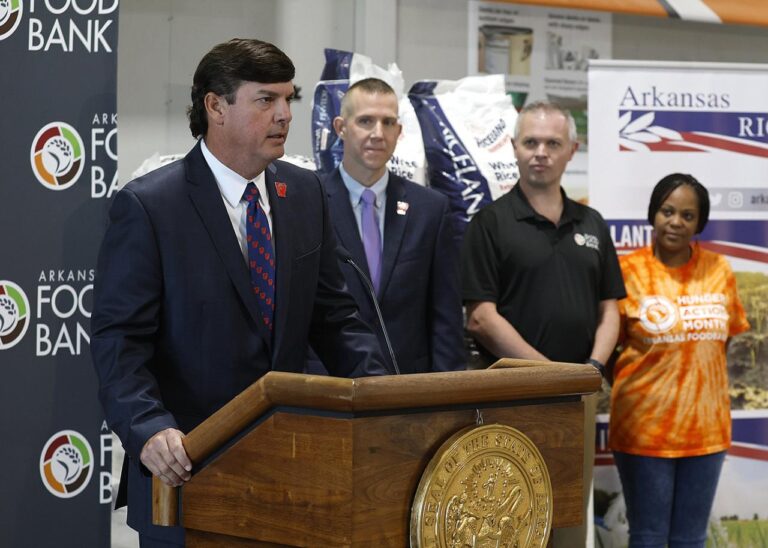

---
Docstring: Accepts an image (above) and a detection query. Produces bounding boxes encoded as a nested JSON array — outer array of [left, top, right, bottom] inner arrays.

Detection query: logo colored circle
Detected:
[[0, 280, 30, 350], [40, 430, 94, 498], [30, 122, 85, 190], [639, 295, 678, 334], [0, 0, 23, 41], [573, 233, 586, 246]]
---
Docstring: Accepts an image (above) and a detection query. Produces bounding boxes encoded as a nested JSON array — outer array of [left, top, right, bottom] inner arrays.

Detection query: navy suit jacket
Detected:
[[311, 168, 466, 375], [90, 142, 386, 541]]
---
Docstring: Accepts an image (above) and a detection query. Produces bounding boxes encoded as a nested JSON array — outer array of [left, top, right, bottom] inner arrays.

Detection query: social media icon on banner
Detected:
[[727, 192, 744, 209], [710, 193, 723, 207]]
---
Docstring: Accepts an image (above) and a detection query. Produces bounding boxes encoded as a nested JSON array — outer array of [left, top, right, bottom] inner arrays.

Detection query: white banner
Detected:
[[590, 60, 768, 220], [589, 60, 768, 546]]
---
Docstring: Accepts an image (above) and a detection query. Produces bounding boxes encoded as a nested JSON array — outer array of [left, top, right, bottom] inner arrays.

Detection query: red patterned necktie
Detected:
[[243, 182, 275, 331]]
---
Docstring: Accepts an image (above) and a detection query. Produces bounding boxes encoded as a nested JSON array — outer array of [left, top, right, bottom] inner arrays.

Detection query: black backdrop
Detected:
[[0, 1, 119, 546]]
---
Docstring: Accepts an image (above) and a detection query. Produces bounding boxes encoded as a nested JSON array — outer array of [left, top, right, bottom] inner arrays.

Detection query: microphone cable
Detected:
[[343, 257, 401, 375]]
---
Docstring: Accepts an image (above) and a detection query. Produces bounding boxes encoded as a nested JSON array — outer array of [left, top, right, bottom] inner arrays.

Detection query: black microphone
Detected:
[[342, 256, 401, 375]]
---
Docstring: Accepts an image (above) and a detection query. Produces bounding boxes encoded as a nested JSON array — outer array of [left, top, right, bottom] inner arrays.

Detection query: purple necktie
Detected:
[[243, 182, 275, 331], [360, 189, 381, 292]]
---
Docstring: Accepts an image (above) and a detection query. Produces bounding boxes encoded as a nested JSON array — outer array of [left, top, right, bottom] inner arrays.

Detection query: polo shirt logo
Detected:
[[574, 232, 600, 251]]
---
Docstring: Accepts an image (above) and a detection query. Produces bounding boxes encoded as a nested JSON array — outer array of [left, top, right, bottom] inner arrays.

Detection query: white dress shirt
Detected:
[[200, 139, 274, 263]]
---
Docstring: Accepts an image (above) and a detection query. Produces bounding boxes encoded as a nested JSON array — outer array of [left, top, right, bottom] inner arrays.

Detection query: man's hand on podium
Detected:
[[141, 428, 192, 487]]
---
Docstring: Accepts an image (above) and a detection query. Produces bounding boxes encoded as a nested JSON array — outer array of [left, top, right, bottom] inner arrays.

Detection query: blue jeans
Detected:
[[613, 451, 725, 548]]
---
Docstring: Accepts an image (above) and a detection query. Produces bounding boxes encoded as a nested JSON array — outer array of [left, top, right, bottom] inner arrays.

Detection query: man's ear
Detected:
[[569, 140, 579, 158], [332, 116, 346, 139], [204, 92, 227, 125]]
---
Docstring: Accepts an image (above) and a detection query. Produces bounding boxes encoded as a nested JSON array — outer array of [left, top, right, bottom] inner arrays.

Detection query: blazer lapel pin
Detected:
[[275, 181, 287, 198], [396, 200, 409, 215]]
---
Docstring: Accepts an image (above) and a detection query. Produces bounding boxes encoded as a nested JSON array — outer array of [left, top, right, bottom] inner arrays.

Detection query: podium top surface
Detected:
[[183, 361, 600, 465]]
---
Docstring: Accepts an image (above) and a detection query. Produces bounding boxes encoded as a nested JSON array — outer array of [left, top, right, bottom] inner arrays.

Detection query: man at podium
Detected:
[[91, 38, 387, 547]]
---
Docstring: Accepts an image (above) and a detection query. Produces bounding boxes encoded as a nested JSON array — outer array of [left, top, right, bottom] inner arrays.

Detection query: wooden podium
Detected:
[[152, 360, 600, 547]]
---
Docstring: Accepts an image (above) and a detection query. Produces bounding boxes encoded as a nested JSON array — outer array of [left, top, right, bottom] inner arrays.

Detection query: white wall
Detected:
[[117, 0, 355, 182], [117, 0, 768, 182], [397, 0, 470, 85]]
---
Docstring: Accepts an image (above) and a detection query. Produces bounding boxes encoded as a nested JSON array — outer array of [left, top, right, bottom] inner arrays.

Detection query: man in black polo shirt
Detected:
[[461, 101, 625, 546]]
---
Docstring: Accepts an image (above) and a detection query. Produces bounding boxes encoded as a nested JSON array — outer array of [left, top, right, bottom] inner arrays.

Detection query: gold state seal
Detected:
[[411, 424, 552, 548]]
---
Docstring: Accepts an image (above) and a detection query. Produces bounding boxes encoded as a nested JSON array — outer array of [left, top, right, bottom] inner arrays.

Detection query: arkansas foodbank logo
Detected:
[[40, 430, 94, 498], [31, 122, 85, 190], [0, 280, 30, 350], [0, 0, 23, 41], [639, 295, 678, 334]]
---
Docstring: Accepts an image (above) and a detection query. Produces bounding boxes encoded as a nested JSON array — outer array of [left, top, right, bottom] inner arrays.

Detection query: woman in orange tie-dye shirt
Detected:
[[610, 174, 749, 548]]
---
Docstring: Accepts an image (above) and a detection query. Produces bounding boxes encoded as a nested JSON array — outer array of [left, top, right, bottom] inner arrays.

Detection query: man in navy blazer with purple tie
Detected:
[[91, 40, 386, 547], [308, 78, 465, 376]]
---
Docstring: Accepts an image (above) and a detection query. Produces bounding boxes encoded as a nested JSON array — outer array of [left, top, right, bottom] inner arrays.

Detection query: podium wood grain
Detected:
[[155, 363, 599, 547]]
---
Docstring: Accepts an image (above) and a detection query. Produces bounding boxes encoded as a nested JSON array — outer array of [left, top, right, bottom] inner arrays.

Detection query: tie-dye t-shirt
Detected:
[[610, 244, 750, 458]]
